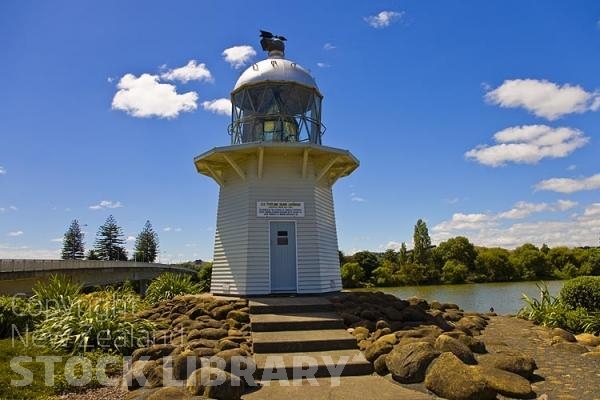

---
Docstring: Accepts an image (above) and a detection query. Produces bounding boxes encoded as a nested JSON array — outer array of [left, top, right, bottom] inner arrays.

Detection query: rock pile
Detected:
[[124, 294, 253, 400], [331, 292, 539, 400]]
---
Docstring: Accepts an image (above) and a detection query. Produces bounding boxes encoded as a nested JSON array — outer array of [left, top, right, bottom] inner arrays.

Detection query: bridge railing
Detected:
[[0, 259, 196, 274]]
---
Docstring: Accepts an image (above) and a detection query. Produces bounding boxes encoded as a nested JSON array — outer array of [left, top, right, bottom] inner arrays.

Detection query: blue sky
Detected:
[[1, 1, 600, 262]]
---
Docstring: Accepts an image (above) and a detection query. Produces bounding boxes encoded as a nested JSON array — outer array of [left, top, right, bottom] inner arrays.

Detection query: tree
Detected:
[[350, 251, 379, 279], [441, 260, 469, 284], [399, 242, 408, 265], [94, 215, 127, 261], [134, 220, 159, 262], [86, 249, 100, 260], [413, 219, 431, 265], [340, 262, 365, 288], [475, 247, 515, 281], [510, 244, 549, 280], [61, 219, 85, 260], [382, 249, 398, 264], [435, 236, 477, 271]]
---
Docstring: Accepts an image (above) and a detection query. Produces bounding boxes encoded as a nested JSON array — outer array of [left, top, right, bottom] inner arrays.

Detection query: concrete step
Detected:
[[252, 329, 357, 353], [253, 349, 373, 380], [251, 312, 345, 332], [249, 297, 334, 315]]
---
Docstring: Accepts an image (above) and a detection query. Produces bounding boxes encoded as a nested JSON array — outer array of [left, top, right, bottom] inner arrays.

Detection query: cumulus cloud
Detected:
[[161, 60, 213, 83], [0, 244, 60, 259], [350, 193, 366, 202], [112, 73, 198, 118], [201, 98, 232, 116], [485, 79, 600, 120], [323, 43, 336, 50], [497, 201, 552, 219], [364, 11, 404, 28], [0, 166, 6, 175], [50, 238, 63, 243], [222, 45, 256, 69], [433, 213, 496, 233], [432, 201, 596, 248], [534, 173, 600, 193], [163, 227, 182, 232], [8, 231, 23, 237], [465, 125, 588, 167], [89, 200, 124, 210]]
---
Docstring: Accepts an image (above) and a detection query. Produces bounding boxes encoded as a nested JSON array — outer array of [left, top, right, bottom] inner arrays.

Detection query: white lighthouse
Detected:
[[194, 32, 359, 295]]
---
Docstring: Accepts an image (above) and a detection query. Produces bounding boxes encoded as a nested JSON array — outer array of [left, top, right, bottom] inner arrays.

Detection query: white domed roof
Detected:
[[233, 57, 319, 93]]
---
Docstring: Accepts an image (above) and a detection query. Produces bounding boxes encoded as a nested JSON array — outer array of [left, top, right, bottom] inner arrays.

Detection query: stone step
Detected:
[[252, 329, 357, 353], [249, 297, 334, 315], [253, 349, 373, 380], [251, 312, 345, 332]]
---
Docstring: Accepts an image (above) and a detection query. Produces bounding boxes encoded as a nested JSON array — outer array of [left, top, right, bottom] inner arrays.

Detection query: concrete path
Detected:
[[242, 376, 435, 400]]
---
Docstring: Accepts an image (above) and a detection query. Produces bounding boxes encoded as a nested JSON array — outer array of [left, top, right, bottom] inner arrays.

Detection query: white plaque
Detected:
[[257, 201, 305, 217]]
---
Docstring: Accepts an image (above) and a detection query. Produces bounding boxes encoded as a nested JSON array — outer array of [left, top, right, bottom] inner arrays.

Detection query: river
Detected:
[[352, 280, 565, 315]]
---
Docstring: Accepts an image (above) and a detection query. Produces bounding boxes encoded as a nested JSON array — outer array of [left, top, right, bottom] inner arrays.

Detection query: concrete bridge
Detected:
[[0, 259, 197, 295]]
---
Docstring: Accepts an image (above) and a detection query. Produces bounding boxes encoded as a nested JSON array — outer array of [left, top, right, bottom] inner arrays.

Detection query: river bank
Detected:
[[352, 280, 565, 315]]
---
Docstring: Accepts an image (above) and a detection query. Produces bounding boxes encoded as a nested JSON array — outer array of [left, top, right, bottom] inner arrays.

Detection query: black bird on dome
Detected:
[[260, 30, 287, 53]]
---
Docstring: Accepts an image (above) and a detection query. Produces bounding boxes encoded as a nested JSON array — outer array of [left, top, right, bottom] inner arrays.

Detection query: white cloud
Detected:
[[0, 206, 17, 213], [222, 45, 256, 69], [161, 60, 213, 83], [567, 164, 576, 171], [350, 193, 366, 202], [0, 244, 61, 259], [556, 199, 578, 211], [89, 200, 124, 210], [163, 227, 182, 232], [316, 62, 330, 68], [485, 79, 600, 120], [497, 201, 552, 219], [50, 238, 63, 243], [8, 230, 23, 237], [201, 98, 232, 116], [0, 166, 6, 175], [112, 73, 198, 118], [323, 43, 336, 50], [365, 11, 404, 28], [534, 173, 600, 193], [126, 236, 136, 242], [444, 197, 460, 205], [433, 213, 496, 234], [465, 125, 588, 167]]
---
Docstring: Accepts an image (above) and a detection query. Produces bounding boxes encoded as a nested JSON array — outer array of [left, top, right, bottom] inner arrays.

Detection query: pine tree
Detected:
[[413, 219, 432, 265], [61, 219, 85, 260], [134, 220, 159, 262], [94, 215, 127, 261]]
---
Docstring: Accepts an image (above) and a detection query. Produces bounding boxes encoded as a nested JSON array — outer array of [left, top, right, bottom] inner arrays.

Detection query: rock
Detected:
[[373, 354, 389, 375], [401, 305, 430, 322], [186, 338, 218, 350], [382, 306, 404, 321], [552, 342, 589, 354], [457, 335, 487, 354], [216, 339, 240, 352], [582, 351, 600, 359], [172, 314, 190, 327], [360, 309, 380, 321], [351, 326, 370, 341], [386, 341, 440, 384], [132, 344, 176, 363], [375, 333, 397, 346], [186, 367, 244, 399], [425, 352, 496, 400], [407, 297, 429, 309], [147, 386, 195, 400], [340, 312, 362, 326], [214, 348, 252, 374], [188, 305, 208, 320], [226, 310, 249, 324], [435, 335, 477, 365], [397, 336, 435, 347], [551, 327, 576, 343], [477, 353, 537, 379], [188, 328, 228, 341], [364, 340, 393, 362], [375, 319, 390, 330], [172, 350, 201, 381], [145, 365, 166, 388], [475, 366, 534, 399], [443, 309, 464, 322], [575, 333, 600, 347], [125, 360, 158, 390]]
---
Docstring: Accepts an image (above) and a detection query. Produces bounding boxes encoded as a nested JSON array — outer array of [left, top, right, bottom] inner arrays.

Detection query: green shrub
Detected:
[[341, 262, 365, 288], [35, 287, 155, 354], [144, 272, 200, 304], [32, 274, 82, 309], [560, 276, 600, 312], [197, 263, 213, 292], [0, 295, 37, 338]]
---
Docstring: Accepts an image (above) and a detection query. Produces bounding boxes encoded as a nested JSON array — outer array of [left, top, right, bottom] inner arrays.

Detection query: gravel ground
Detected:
[[54, 377, 126, 400]]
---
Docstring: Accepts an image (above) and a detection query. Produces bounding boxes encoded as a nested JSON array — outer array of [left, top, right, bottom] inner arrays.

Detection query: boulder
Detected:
[[382, 306, 404, 321], [552, 342, 589, 354], [475, 365, 535, 399], [125, 359, 158, 390], [401, 305, 430, 322], [188, 328, 228, 341], [373, 354, 389, 375], [457, 335, 487, 354], [477, 353, 537, 379], [188, 305, 208, 320], [216, 339, 240, 352], [351, 326, 370, 341], [435, 335, 477, 365], [172, 350, 201, 381], [340, 312, 362, 326], [576, 333, 600, 347], [226, 310, 249, 324], [186, 367, 244, 399], [132, 344, 176, 363], [147, 387, 195, 400], [386, 341, 440, 384], [425, 353, 496, 400], [364, 340, 393, 362], [551, 327, 576, 343]]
